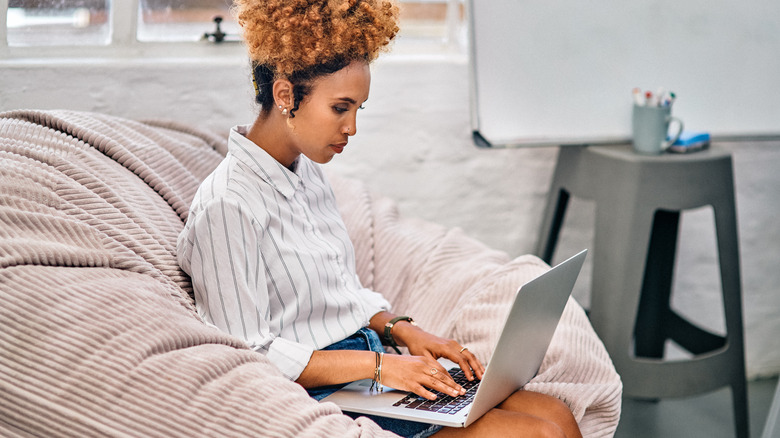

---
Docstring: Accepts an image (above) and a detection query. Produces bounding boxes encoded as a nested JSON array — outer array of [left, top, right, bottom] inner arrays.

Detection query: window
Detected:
[[398, 0, 465, 47], [136, 0, 465, 47], [2, 0, 465, 55], [6, 0, 110, 46], [137, 0, 238, 43]]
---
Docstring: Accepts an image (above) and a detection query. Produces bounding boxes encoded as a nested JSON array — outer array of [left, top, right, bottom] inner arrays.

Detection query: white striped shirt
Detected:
[[177, 125, 391, 380]]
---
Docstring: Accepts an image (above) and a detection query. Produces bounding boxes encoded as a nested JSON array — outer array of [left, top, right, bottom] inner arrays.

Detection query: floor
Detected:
[[615, 376, 779, 438]]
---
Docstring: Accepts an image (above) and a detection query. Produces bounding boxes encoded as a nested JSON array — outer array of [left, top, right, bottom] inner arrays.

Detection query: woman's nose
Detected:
[[344, 115, 357, 136]]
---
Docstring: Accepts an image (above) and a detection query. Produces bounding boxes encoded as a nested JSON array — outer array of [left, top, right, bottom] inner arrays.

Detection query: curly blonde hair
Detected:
[[234, 0, 399, 77]]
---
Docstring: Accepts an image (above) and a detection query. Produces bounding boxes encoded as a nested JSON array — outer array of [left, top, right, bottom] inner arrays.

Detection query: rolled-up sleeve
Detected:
[[356, 283, 391, 319]]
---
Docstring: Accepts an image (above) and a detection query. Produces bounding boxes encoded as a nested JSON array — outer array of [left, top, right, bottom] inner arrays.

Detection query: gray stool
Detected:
[[536, 145, 749, 438]]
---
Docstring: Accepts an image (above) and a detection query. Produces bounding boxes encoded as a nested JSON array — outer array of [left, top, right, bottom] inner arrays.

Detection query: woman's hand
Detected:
[[298, 344, 473, 401], [380, 353, 465, 401], [368, 312, 485, 384], [393, 323, 485, 382]]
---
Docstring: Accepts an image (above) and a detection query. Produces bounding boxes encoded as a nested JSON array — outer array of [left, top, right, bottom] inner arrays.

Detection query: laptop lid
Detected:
[[321, 249, 587, 428]]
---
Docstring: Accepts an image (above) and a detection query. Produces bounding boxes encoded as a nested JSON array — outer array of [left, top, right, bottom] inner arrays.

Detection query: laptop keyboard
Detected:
[[392, 368, 480, 415]]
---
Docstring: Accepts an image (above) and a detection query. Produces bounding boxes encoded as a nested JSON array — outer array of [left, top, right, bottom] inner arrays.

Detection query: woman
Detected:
[[177, 1, 582, 437]]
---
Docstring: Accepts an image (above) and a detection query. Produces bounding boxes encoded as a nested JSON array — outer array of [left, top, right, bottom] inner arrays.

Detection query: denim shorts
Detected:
[[307, 328, 443, 438]]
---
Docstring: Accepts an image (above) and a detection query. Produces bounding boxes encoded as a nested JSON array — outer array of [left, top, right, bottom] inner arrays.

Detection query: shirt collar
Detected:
[[228, 125, 302, 199]]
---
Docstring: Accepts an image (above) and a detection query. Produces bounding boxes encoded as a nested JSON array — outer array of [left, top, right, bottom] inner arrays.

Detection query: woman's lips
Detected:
[[331, 142, 347, 153]]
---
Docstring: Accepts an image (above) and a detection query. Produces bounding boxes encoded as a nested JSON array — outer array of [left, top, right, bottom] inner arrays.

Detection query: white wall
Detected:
[[1, 54, 778, 379]]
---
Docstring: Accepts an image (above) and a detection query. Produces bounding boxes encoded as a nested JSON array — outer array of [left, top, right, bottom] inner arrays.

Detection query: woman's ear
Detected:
[[273, 79, 294, 111]]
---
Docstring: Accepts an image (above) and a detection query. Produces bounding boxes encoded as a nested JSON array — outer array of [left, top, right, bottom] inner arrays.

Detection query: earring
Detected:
[[278, 105, 288, 115]]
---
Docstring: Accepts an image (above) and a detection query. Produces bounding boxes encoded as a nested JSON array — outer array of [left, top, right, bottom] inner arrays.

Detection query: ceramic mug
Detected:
[[632, 105, 684, 155]]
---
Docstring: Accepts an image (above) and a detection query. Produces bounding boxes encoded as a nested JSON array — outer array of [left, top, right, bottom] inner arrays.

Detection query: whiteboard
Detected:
[[467, 0, 780, 147]]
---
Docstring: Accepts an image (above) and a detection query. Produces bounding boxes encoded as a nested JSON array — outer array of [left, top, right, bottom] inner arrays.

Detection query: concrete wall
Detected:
[[1, 53, 778, 379]]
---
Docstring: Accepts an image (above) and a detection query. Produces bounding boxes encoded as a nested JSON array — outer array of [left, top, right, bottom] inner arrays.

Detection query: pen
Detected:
[[632, 87, 645, 106], [632, 88, 675, 107], [660, 91, 676, 107], [645, 91, 658, 107]]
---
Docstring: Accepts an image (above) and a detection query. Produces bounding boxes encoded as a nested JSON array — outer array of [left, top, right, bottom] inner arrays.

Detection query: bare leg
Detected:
[[497, 390, 582, 438], [432, 408, 565, 438], [432, 390, 581, 438]]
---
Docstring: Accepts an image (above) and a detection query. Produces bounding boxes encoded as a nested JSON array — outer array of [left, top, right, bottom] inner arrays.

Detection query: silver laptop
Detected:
[[321, 249, 587, 428]]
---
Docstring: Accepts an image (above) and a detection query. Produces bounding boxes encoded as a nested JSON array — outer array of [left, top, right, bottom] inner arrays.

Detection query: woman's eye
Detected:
[[333, 106, 348, 113]]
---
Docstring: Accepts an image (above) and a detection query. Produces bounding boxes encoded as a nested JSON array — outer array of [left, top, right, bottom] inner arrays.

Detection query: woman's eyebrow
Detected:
[[335, 97, 369, 105]]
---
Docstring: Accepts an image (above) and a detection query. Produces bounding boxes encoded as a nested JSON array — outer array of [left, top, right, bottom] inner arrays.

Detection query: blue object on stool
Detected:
[[669, 131, 710, 153]]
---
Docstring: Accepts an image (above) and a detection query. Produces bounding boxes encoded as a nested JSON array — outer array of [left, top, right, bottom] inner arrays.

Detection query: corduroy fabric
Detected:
[[0, 109, 621, 437], [0, 110, 394, 438], [329, 174, 623, 438]]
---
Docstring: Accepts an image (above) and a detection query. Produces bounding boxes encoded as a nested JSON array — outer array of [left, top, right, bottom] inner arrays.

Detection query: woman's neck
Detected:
[[246, 113, 299, 169]]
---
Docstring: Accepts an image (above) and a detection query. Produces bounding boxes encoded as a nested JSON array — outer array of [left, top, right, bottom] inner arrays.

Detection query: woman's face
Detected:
[[288, 60, 371, 165]]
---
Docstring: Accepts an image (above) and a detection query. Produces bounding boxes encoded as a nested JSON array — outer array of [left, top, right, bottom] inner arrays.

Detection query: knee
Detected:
[[502, 390, 577, 422], [499, 391, 581, 438], [470, 407, 570, 438], [541, 397, 580, 437], [535, 420, 567, 438], [546, 396, 578, 424]]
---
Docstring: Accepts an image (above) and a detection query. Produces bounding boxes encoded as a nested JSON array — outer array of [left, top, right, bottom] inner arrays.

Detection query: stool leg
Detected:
[[535, 146, 587, 264], [538, 188, 570, 264], [634, 209, 679, 359], [588, 201, 656, 386], [714, 188, 749, 438], [732, 378, 750, 438]]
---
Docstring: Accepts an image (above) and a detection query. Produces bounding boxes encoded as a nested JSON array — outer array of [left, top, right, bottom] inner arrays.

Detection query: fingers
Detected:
[[383, 355, 462, 400], [418, 338, 484, 381], [408, 358, 466, 400], [424, 362, 464, 399], [403, 331, 484, 380], [442, 343, 484, 381], [457, 347, 485, 381], [390, 331, 485, 392]]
